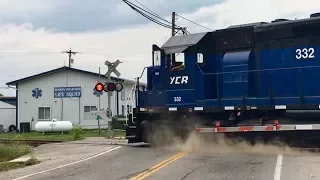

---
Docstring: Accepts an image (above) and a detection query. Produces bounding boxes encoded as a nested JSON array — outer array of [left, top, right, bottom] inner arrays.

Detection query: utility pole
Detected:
[[172, 12, 176, 37], [171, 11, 188, 36], [62, 49, 79, 68]]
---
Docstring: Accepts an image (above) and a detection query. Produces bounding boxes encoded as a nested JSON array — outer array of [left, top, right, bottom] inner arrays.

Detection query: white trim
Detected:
[[295, 125, 313, 130], [169, 107, 177, 111], [275, 105, 286, 110], [194, 107, 203, 111], [224, 106, 234, 110], [140, 108, 146, 112]]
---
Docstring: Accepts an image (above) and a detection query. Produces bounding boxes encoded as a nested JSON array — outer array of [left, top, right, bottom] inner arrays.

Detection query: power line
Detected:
[[122, 0, 172, 28], [176, 14, 213, 31], [133, 0, 168, 22], [122, 0, 186, 31]]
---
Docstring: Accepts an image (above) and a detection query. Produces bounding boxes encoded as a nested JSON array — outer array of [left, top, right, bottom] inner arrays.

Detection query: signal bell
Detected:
[[94, 81, 123, 92]]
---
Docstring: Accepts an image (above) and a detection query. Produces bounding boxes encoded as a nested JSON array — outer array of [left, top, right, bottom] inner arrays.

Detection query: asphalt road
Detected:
[[5, 143, 320, 180]]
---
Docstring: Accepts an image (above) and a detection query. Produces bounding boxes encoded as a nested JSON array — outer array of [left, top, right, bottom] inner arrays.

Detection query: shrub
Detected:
[[71, 126, 84, 140], [111, 116, 127, 130]]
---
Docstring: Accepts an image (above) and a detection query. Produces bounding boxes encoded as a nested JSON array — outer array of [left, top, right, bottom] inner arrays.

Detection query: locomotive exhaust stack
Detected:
[[124, 14, 320, 148]]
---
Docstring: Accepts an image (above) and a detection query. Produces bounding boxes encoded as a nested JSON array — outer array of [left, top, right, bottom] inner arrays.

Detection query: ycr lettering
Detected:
[[170, 76, 188, 84]]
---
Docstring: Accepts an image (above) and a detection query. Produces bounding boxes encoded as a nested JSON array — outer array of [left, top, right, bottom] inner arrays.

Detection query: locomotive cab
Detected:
[[140, 32, 212, 109]]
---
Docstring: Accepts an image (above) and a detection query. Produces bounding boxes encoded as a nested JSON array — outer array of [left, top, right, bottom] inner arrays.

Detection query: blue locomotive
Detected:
[[126, 13, 320, 145]]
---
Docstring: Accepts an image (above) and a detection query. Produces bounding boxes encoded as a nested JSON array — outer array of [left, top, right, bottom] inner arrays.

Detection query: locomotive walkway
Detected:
[[0, 137, 319, 180]]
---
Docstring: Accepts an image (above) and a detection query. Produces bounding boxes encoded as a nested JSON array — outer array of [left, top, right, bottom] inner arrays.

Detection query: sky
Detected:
[[0, 0, 319, 96]]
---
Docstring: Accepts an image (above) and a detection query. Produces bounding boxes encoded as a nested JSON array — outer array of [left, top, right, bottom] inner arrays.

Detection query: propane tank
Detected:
[[35, 119, 73, 132]]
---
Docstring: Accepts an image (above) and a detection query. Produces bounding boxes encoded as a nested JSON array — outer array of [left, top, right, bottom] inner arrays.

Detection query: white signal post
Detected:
[[104, 60, 122, 115]]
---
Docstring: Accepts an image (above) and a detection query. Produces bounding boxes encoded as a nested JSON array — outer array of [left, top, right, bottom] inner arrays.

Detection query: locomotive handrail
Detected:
[[125, 83, 136, 125], [195, 62, 205, 75], [195, 64, 320, 75], [138, 67, 148, 79]]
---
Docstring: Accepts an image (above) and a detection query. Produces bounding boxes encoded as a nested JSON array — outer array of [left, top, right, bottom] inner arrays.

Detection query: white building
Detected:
[[6, 66, 146, 131]]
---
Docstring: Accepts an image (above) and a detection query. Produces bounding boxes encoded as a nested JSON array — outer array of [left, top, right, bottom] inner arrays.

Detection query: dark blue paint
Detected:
[[93, 88, 103, 97], [137, 44, 320, 109], [0, 98, 17, 106], [167, 89, 195, 106], [32, 88, 42, 99]]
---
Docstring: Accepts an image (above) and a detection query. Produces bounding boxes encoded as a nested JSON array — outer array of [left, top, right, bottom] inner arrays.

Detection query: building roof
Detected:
[[0, 97, 16, 106], [0, 96, 16, 100], [6, 66, 146, 86], [0, 101, 16, 109], [161, 32, 207, 54]]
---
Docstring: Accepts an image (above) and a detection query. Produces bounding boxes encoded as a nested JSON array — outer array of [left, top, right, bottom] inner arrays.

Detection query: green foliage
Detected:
[[111, 117, 127, 130], [71, 126, 84, 140], [0, 93, 3, 96]]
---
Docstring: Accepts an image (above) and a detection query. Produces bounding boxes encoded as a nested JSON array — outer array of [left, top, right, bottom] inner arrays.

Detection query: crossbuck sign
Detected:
[[105, 60, 121, 78]]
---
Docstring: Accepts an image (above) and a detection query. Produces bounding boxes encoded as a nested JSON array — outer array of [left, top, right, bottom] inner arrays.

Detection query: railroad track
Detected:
[[0, 139, 63, 146]]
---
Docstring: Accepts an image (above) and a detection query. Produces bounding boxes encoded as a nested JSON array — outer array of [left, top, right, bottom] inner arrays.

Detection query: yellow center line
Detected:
[[129, 152, 188, 180]]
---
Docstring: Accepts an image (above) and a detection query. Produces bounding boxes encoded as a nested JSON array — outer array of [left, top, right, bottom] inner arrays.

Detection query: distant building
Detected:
[[6, 66, 145, 131]]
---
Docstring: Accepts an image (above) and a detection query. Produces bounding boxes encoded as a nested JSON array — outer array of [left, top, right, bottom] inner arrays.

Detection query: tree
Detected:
[[0, 93, 3, 96]]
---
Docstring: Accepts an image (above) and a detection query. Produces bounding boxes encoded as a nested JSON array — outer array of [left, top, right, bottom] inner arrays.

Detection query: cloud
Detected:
[[0, 0, 320, 96], [0, 0, 222, 32], [0, 23, 171, 95]]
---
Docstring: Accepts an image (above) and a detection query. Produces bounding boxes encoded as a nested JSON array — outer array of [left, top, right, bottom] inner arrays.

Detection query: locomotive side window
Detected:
[[171, 53, 185, 71], [153, 50, 161, 66], [197, 53, 204, 64]]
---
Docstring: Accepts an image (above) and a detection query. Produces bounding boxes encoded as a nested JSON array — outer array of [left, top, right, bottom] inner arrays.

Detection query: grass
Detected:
[[0, 143, 39, 172], [0, 159, 40, 172], [0, 129, 126, 142], [0, 143, 31, 162]]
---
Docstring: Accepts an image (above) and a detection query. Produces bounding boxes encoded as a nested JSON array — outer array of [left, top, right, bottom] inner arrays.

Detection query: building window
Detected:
[[121, 87, 125, 101], [127, 105, 132, 113], [38, 106, 51, 120], [84, 105, 97, 120], [84, 106, 97, 113], [121, 105, 125, 116]]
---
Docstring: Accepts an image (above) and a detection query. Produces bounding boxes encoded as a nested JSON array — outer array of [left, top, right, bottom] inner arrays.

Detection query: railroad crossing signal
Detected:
[[94, 82, 123, 92]]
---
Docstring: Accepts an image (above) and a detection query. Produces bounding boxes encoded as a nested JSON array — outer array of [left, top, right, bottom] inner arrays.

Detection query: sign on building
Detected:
[[54, 87, 82, 98]]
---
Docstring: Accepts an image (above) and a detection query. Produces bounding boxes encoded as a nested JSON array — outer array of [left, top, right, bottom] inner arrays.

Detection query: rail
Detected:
[[0, 139, 62, 146]]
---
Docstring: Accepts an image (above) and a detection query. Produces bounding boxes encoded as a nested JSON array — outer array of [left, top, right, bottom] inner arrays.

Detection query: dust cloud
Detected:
[[147, 121, 316, 156]]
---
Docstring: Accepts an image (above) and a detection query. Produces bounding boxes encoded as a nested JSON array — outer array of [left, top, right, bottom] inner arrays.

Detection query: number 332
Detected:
[[296, 48, 315, 59]]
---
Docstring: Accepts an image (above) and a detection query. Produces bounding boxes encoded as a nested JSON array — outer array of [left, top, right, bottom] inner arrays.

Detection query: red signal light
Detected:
[[106, 82, 116, 92], [95, 82, 104, 92]]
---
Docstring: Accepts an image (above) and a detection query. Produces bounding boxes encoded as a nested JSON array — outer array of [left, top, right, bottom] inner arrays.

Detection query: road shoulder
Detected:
[[0, 142, 120, 180]]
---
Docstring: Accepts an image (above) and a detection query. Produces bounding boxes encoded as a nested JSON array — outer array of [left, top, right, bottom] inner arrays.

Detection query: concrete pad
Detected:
[[0, 143, 121, 180]]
